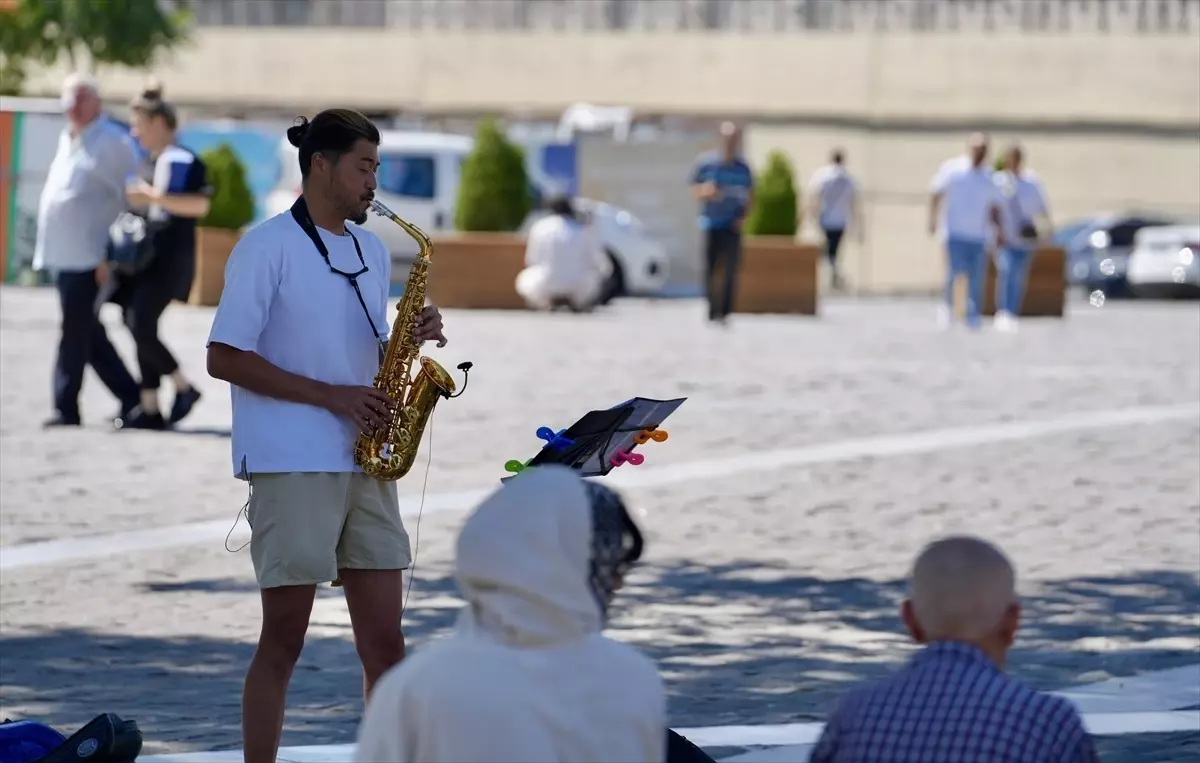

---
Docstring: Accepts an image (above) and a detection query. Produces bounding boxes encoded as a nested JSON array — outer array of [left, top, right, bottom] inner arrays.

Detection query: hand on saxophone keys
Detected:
[[323, 385, 396, 432], [414, 304, 448, 347]]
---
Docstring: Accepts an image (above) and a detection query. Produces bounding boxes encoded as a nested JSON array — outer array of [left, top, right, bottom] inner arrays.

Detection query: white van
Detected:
[[265, 130, 669, 299]]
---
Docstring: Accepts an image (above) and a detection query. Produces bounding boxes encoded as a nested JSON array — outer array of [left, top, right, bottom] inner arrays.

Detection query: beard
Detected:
[[350, 209, 369, 226]]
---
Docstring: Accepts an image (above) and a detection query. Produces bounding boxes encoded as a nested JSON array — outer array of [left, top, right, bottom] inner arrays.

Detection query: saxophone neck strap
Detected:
[[290, 196, 385, 354]]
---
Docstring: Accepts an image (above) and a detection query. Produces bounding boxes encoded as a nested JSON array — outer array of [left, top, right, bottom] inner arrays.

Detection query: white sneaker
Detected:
[[994, 311, 1019, 332], [936, 305, 952, 330]]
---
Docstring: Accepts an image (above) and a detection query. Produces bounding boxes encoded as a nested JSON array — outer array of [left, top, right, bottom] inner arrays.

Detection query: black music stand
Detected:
[[501, 396, 686, 481]]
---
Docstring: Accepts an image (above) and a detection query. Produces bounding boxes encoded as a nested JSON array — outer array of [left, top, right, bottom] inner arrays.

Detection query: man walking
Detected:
[[928, 133, 1006, 330], [691, 122, 754, 324], [34, 73, 141, 427], [807, 149, 861, 290], [992, 144, 1053, 332]]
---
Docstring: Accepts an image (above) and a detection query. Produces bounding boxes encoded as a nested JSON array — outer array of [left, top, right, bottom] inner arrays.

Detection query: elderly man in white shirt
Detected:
[[34, 73, 142, 427], [515, 195, 612, 312], [992, 144, 1053, 331], [928, 134, 1007, 330]]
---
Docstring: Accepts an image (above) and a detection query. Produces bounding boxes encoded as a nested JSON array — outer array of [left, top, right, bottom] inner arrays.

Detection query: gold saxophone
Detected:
[[353, 198, 460, 482]]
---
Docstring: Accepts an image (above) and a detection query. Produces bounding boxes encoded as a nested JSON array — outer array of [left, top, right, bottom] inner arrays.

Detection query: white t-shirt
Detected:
[[34, 116, 139, 273], [521, 214, 610, 295], [207, 211, 391, 478], [993, 168, 1050, 244], [807, 164, 858, 231], [930, 156, 1005, 244]]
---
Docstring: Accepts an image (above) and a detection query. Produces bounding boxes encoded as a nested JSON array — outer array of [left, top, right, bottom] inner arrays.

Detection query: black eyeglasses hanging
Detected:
[[290, 196, 386, 360]]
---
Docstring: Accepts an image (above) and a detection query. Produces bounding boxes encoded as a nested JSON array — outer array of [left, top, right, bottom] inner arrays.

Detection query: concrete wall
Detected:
[[16, 26, 1199, 293], [20, 30, 1200, 127]]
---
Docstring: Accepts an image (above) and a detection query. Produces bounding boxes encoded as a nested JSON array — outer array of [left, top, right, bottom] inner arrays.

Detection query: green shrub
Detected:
[[455, 117, 531, 232], [744, 150, 798, 237], [199, 143, 255, 230]]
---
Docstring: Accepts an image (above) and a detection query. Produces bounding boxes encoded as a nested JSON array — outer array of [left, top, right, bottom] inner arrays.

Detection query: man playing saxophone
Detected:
[[206, 109, 448, 763]]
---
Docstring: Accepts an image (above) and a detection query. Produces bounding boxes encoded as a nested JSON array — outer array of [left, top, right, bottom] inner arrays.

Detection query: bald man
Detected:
[[811, 536, 1098, 763]]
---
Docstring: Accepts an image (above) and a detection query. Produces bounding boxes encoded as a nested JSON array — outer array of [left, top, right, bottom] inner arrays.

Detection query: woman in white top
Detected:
[[992, 145, 1052, 331]]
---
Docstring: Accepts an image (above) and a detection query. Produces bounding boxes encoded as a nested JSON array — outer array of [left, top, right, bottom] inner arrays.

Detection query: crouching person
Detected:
[[355, 465, 666, 763], [515, 196, 612, 312]]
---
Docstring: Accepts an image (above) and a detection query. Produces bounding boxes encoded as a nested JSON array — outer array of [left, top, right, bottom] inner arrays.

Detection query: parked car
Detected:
[[265, 131, 669, 300], [1057, 212, 1177, 298], [1126, 224, 1200, 298]]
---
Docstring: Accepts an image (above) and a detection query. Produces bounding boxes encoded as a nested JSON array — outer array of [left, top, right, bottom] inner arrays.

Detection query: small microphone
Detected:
[[448, 361, 473, 399]]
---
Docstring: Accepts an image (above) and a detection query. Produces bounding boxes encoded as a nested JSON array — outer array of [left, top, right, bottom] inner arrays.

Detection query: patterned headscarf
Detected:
[[582, 480, 644, 617]]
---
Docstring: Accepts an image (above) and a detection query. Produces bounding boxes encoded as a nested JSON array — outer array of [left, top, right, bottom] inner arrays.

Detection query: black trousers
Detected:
[[53, 270, 140, 421], [823, 227, 845, 266], [117, 275, 180, 391], [704, 227, 742, 321]]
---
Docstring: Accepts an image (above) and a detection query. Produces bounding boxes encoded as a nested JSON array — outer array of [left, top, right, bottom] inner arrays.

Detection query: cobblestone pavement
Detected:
[[1, 286, 1198, 758]]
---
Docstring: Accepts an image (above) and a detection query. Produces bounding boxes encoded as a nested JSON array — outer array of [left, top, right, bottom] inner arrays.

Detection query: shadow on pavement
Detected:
[[1, 564, 1197, 756]]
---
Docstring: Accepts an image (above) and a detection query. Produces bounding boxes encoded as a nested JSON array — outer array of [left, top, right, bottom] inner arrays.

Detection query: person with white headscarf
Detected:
[[355, 465, 666, 763]]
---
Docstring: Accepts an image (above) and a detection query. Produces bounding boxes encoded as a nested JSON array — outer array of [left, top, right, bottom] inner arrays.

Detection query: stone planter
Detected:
[[983, 245, 1067, 317], [426, 233, 527, 310], [188, 227, 242, 307], [732, 236, 821, 315]]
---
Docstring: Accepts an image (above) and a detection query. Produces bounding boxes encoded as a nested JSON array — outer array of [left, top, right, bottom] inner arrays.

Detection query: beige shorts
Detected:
[[246, 472, 412, 589]]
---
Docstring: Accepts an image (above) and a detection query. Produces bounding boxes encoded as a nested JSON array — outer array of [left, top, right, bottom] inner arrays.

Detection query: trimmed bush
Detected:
[[199, 143, 255, 230], [744, 150, 799, 237], [455, 117, 531, 232]]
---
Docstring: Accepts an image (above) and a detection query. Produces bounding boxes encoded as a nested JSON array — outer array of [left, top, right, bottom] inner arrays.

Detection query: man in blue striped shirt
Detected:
[[811, 536, 1099, 763], [692, 122, 754, 325]]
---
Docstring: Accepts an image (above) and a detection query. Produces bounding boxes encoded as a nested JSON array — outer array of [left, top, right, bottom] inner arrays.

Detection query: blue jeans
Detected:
[[995, 245, 1032, 315], [944, 238, 988, 327]]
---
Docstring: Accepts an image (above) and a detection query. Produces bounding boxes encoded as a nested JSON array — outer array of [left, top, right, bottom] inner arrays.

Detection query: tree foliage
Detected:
[[744, 150, 799, 237], [454, 117, 531, 233], [199, 144, 256, 231], [0, 0, 190, 95]]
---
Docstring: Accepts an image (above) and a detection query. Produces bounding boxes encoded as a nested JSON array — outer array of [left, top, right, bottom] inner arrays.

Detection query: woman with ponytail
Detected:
[[113, 81, 210, 430]]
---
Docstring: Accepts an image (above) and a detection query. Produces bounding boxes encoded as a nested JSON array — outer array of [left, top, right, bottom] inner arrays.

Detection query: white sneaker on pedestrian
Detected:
[[994, 311, 1019, 332], [936, 305, 952, 330]]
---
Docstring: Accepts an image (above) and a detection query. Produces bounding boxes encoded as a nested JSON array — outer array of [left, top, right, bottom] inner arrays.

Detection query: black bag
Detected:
[[1019, 221, 1039, 240], [31, 713, 142, 763], [107, 212, 159, 275]]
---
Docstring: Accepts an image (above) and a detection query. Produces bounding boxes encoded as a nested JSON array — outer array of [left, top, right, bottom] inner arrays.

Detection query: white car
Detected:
[[265, 130, 668, 300], [1126, 223, 1200, 298]]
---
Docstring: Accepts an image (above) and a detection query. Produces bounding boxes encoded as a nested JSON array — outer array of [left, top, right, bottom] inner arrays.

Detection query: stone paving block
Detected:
[[1, 286, 1198, 756]]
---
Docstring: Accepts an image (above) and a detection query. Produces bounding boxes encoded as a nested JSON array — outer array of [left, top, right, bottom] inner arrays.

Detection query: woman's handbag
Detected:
[[107, 212, 159, 275]]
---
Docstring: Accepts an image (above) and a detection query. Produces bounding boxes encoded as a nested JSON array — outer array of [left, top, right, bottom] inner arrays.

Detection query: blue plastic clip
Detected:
[[536, 426, 575, 451]]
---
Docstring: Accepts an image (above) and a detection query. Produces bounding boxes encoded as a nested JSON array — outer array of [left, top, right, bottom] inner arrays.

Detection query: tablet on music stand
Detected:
[[501, 396, 686, 481]]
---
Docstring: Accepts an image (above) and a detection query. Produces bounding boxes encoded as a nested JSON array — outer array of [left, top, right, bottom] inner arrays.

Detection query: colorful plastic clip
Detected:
[[633, 428, 669, 445], [609, 451, 645, 468], [504, 459, 531, 474], [536, 426, 576, 451]]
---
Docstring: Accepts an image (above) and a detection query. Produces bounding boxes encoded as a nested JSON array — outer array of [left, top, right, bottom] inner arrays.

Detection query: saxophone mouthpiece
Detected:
[[368, 198, 393, 219]]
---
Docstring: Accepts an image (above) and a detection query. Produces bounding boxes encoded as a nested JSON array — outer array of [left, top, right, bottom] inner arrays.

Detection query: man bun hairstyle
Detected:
[[130, 78, 178, 131], [289, 109, 381, 180]]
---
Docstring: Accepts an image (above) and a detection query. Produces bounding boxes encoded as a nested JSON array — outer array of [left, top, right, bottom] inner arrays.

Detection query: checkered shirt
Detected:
[[810, 641, 1100, 763]]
